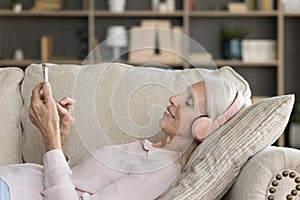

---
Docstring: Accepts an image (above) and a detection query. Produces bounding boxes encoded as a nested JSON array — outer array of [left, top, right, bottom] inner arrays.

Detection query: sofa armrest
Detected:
[[222, 146, 300, 200]]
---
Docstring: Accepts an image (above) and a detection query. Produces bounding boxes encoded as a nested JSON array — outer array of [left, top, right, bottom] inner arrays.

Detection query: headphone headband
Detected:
[[214, 91, 244, 127]]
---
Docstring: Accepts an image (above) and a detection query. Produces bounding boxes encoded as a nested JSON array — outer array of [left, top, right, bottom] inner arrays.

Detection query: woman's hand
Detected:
[[28, 82, 61, 152], [56, 97, 75, 148]]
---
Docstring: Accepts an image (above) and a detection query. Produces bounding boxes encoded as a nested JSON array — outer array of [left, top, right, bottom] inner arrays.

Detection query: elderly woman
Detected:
[[0, 69, 246, 200]]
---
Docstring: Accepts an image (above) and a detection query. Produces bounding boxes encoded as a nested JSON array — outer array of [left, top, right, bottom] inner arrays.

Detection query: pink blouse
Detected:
[[0, 140, 181, 200]]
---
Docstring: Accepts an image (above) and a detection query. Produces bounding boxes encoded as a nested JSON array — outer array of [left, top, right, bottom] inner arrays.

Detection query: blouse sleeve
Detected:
[[41, 149, 181, 200], [41, 149, 78, 200], [82, 161, 181, 200]]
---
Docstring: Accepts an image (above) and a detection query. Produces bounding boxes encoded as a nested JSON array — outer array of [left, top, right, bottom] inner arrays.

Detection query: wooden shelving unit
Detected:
[[0, 1, 285, 70], [213, 60, 279, 67], [93, 10, 184, 17], [0, 0, 299, 146], [0, 59, 82, 67], [284, 12, 300, 17], [0, 9, 89, 17], [189, 10, 279, 17]]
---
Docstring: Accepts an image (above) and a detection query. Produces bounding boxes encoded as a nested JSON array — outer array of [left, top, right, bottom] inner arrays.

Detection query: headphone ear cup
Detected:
[[191, 117, 213, 141]]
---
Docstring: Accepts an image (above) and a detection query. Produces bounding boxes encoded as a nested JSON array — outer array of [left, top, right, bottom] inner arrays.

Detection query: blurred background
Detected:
[[0, 0, 299, 148]]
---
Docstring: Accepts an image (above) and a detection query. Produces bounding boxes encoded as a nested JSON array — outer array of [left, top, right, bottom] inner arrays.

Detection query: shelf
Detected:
[[213, 60, 278, 67], [121, 60, 184, 67], [284, 12, 300, 17], [0, 9, 89, 17], [189, 10, 279, 17], [94, 10, 184, 17], [116, 59, 278, 68], [0, 58, 278, 68], [0, 59, 82, 67]]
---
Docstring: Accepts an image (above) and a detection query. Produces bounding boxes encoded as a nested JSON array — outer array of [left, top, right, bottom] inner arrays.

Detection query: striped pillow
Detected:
[[159, 94, 295, 200]]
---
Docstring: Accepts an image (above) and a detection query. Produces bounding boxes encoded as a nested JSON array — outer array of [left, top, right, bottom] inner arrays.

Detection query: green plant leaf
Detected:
[[222, 27, 248, 40]]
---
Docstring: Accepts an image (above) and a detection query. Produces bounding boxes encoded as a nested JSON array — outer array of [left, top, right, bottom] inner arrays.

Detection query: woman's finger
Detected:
[[42, 82, 56, 110], [56, 102, 68, 116], [58, 97, 76, 112], [30, 83, 44, 105]]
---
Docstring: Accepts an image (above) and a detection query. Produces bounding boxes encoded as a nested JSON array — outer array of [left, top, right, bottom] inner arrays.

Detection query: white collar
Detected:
[[90, 140, 182, 174]]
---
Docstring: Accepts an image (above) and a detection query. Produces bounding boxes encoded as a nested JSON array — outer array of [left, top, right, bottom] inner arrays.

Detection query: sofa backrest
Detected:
[[20, 63, 251, 167]]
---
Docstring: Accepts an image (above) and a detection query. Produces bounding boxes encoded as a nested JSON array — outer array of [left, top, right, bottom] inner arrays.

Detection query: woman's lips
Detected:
[[165, 107, 175, 119]]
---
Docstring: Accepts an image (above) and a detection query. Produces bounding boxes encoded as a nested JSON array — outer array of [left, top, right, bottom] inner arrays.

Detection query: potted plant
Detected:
[[222, 27, 248, 60], [289, 102, 300, 148]]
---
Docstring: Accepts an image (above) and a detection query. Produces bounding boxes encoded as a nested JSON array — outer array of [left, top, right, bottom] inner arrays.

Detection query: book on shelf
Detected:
[[156, 20, 179, 63], [41, 35, 53, 61], [89, 36, 102, 62], [227, 2, 248, 13], [188, 0, 197, 11], [244, 0, 255, 10], [129, 19, 183, 65], [31, 0, 66, 11], [82, 0, 89, 10], [242, 39, 276, 63], [129, 26, 154, 63]]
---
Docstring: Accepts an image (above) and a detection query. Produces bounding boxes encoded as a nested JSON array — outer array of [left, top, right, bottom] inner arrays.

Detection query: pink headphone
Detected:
[[191, 91, 244, 141]]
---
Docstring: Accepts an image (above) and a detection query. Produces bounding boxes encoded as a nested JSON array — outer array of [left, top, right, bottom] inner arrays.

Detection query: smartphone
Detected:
[[42, 63, 48, 82]]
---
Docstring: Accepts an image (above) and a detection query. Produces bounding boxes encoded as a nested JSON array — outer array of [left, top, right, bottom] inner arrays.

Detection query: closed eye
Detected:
[[185, 96, 194, 106]]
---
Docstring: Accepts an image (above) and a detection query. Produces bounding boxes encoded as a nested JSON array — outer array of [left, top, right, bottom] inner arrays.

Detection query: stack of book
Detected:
[[31, 0, 66, 11], [128, 19, 183, 65], [227, 2, 248, 13], [242, 39, 276, 62]]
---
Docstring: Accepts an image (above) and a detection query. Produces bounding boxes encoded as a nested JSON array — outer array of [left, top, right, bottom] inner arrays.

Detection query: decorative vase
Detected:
[[152, 0, 159, 11], [108, 0, 126, 13], [13, 2, 22, 13], [223, 39, 242, 60], [14, 48, 24, 61]]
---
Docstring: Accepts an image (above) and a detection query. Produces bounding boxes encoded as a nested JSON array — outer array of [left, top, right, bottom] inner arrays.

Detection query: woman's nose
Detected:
[[169, 95, 179, 107]]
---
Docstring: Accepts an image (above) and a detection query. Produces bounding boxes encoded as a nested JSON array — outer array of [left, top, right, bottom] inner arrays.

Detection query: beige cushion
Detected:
[[222, 146, 300, 200], [21, 63, 250, 167], [0, 67, 24, 165], [158, 94, 294, 200]]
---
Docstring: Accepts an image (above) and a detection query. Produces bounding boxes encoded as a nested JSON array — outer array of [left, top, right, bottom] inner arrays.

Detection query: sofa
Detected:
[[0, 62, 299, 200]]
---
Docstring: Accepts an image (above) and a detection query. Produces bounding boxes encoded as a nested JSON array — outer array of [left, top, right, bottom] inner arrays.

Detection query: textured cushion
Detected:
[[0, 68, 24, 165], [21, 63, 250, 167], [158, 94, 294, 200], [222, 146, 300, 200]]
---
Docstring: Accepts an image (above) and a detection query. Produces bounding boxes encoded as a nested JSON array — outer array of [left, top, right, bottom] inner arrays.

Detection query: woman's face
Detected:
[[160, 81, 207, 139]]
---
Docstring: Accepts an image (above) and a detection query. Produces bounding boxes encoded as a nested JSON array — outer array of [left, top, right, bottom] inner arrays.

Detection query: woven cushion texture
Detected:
[[0, 68, 23, 165]]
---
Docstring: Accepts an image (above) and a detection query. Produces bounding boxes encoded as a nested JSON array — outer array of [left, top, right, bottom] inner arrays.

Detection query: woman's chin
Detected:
[[159, 117, 166, 129]]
